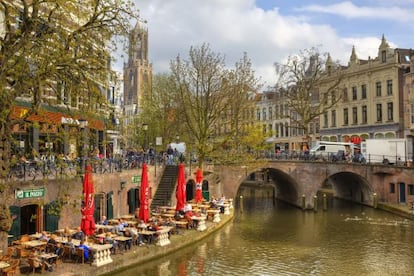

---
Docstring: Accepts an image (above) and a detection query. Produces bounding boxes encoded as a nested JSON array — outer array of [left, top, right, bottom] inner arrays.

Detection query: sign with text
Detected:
[[132, 175, 141, 184], [15, 187, 46, 199]]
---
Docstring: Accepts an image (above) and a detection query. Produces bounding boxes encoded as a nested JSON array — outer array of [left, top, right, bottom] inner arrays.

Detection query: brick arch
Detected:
[[324, 171, 373, 204], [267, 168, 301, 206]]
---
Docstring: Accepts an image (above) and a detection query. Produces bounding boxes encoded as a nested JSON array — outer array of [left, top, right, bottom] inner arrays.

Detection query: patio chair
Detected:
[[62, 245, 73, 262], [2, 259, 20, 276], [28, 258, 46, 275], [75, 247, 84, 264]]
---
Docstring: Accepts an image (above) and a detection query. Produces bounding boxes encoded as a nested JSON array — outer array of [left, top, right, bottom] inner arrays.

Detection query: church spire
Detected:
[[349, 46, 359, 65]]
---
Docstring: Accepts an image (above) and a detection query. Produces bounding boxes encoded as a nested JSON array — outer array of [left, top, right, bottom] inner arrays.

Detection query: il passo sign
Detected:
[[15, 187, 46, 199]]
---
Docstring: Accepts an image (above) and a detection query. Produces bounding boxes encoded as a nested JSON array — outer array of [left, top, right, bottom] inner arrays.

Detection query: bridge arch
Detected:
[[266, 168, 300, 206], [324, 172, 372, 204]]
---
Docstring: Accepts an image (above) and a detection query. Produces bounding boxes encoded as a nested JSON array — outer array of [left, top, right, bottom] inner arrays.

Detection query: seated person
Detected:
[[123, 228, 136, 249], [99, 215, 108, 225], [47, 234, 62, 255], [39, 231, 50, 241], [183, 202, 192, 214], [72, 227, 85, 241], [77, 239, 90, 261], [104, 232, 118, 254], [62, 227, 72, 238], [137, 220, 148, 231], [66, 237, 76, 255]]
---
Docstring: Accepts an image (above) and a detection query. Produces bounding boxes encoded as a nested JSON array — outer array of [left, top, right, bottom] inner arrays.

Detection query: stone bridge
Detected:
[[212, 161, 414, 209]]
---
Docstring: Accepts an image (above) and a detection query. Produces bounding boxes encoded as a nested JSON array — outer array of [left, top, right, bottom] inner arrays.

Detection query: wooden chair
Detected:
[[16, 246, 31, 258], [2, 259, 20, 276], [75, 247, 84, 264], [55, 246, 65, 267], [62, 245, 73, 262], [28, 258, 45, 275]]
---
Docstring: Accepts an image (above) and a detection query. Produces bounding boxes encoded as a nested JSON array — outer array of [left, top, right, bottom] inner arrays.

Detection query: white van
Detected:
[[310, 141, 354, 160]]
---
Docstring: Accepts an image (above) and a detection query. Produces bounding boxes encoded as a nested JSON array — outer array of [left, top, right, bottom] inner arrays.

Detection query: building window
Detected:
[[376, 104, 382, 122], [323, 112, 328, 128], [256, 109, 260, 120], [362, 105, 367, 124], [361, 84, 367, 99], [352, 86, 357, 100], [382, 50, 386, 63], [269, 107, 273, 120], [343, 108, 348, 125], [331, 110, 336, 127], [262, 108, 267, 121], [342, 88, 348, 102], [390, 183, 395, 193], [408, 184, 414, 195], [387, 80, 393, 96], [411, 103, 414, 124], [387, 102, 393, 121], [376, 82, 382, 97], [352, 107, 358, 125]]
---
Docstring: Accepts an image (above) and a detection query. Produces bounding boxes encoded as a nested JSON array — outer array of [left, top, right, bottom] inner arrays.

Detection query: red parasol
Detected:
[[175, 162, 186, 211], [195, 168, 203, 203], [80, 164, 96, 236], [139, 163, 150, 223]]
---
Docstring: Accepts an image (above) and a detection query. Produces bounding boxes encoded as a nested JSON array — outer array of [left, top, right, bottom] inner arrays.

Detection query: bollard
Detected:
[[239, 195, 244, 213], [373, 193, 377, 208], [313, 195, 318, 212], [301, 194, 306, 210], [323, 194, 327, 211]]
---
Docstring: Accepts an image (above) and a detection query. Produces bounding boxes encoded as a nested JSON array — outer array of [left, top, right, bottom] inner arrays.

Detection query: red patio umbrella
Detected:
[[139, 163, 150, 223], [195, 168, 203, 203], [175, 162, 186, 211], [80, 164, 96, 236]]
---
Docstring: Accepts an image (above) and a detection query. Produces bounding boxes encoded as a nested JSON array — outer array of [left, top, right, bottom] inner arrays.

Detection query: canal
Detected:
[[118, 188, 414, 275]]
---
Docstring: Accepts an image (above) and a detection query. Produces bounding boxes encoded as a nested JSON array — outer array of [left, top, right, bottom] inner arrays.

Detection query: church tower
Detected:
[[123, 22, 152, 147], [123, 21, 152, 119]]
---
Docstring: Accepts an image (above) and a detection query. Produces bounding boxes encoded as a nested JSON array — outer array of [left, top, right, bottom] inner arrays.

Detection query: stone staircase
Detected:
[[151, 165, 178, 209]]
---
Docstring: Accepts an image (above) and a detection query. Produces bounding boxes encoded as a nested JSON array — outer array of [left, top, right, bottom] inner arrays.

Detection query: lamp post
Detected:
[[142, 123, 148, 163], [78, 118, 88, 173]]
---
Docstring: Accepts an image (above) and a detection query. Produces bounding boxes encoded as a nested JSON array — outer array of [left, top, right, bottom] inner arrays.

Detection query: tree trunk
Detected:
[[0, 120, 13, 253]]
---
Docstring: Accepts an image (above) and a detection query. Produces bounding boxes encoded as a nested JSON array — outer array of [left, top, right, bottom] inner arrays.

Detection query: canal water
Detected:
[[118, 192, 414, 275]]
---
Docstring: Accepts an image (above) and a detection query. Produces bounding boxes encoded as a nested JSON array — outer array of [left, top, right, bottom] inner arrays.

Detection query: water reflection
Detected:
[[117, 196, 414, 276]]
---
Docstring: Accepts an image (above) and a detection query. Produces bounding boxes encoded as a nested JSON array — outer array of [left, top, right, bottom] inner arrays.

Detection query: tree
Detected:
[[168, 44, 261, 169], [274, 48, 343, 146], [0, 0, 139, 253]]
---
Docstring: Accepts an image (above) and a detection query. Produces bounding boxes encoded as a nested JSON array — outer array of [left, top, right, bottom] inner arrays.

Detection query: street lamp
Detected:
[[79, 118, 88, 173], [176, 135, 180, 143], [142, 123, 148, 162]]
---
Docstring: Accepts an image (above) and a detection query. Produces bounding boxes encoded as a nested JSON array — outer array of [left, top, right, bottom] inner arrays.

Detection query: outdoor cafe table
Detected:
[[22, 240, 47, 249], [161, 213, 174, 219], [173, 220, 189, 229], [0, 261, 10, 271], [138, 230, 157, 244], [29, 233, 42, 239], [95, 224, 115, 232], [54, 237, 81, 246], [191, 215, 207, 231], [114, 236, 132, 251]]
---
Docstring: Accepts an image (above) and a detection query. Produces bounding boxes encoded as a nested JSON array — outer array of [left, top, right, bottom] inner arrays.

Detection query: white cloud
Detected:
[[297, 1, 414, 22], [114, 0, 399, 88]]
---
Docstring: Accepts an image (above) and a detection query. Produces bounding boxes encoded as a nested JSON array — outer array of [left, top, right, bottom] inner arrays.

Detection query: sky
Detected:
[[113, 0, 414, 89]]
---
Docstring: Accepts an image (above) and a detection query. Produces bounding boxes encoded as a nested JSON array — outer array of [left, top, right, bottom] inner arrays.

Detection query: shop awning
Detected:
[[11, 105, 105, 130]]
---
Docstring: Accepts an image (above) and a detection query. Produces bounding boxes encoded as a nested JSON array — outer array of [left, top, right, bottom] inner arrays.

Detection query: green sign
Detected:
[[15, 187, 46, 199], [132, 175, 141, 184]]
